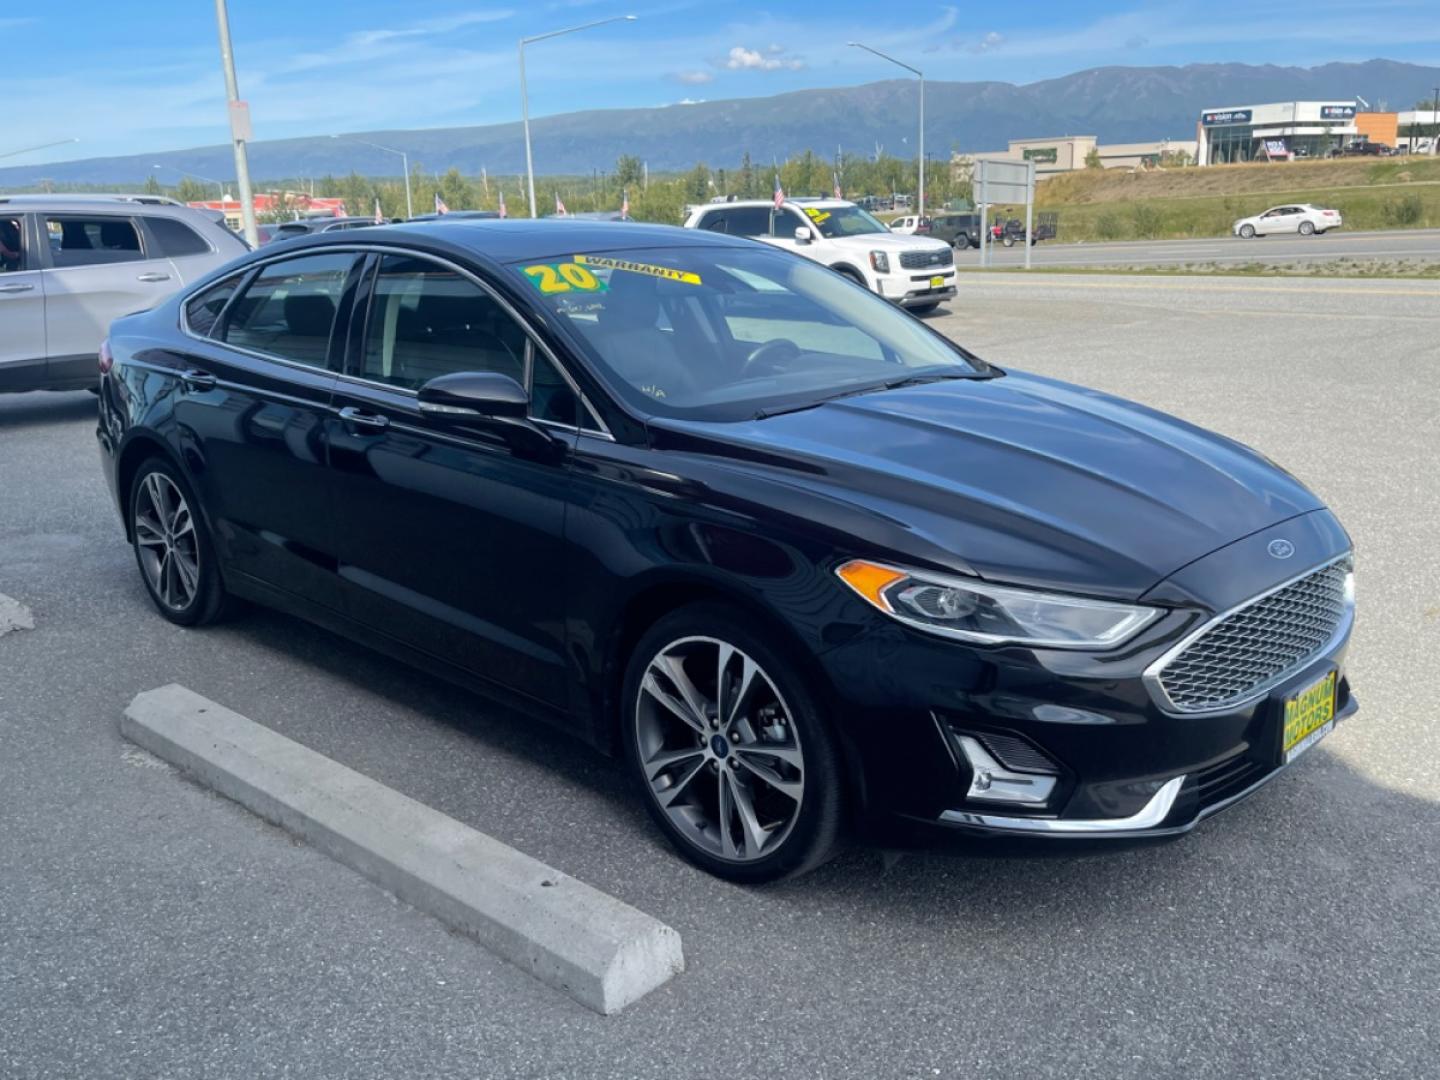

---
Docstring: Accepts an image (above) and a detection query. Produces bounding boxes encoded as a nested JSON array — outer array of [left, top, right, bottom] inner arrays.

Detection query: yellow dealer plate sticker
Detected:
[[1282, 670, 1336, 764], [575, 253, 702, 286], [930, 275, 945, 288], [522, 262, 608, 295]]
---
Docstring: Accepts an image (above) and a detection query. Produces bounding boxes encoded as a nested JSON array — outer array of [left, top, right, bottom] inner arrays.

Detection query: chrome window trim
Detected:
[[177, 242, 610, 438], [1141, 552, 1355, 717]]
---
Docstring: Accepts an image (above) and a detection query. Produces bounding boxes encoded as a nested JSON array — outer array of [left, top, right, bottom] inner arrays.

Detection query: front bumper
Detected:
[[876, 270, 956, 307], [819, 513, 1357, 846]]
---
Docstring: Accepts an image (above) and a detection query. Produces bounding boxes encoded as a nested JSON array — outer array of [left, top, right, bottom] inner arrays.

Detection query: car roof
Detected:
[[695, 199, 853, 211], [264, 218, 751, 264], [0, 194, 209, 219]]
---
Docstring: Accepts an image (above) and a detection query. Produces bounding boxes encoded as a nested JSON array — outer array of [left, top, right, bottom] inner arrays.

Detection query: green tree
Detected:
[[615, 154, 643, 189], [438, 168, 471, 211], [174, 178, 209, 204], [1084, 147, 1103, 169], [684, 163, 711, 202], [738, 152, 757, 198], [142, 174, 163, 196]]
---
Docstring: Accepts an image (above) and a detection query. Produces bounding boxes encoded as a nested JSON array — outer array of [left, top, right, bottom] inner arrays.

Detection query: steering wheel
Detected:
[[740, 338, 801, 379]]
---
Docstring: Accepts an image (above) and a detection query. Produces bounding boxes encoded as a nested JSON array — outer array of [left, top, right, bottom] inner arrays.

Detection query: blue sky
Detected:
[[6, 1, 1439, 163]]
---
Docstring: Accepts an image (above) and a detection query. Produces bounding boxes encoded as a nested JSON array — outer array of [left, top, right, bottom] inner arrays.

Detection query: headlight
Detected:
[[836, 560, 1161, 649], [869, 250, 890, 273]]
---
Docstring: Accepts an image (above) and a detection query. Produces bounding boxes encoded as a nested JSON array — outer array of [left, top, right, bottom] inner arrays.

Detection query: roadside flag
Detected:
[[621, 188, 630, 219], [773, 172, 785, 209], [435, 193, 449, 215], [833, 171, 842, 200], [555, 193, 568, 216], [481, 167, 489, 196], [373, 198, 383, 225], [498, 190, 507, 219]]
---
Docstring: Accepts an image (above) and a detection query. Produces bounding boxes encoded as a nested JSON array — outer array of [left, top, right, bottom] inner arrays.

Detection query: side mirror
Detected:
[[794, 226, 814, 244], [417, 371, 528, 420]]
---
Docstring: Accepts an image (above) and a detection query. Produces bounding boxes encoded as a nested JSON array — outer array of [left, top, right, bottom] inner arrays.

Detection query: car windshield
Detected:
[[796, 204, 888, 238], [511, 245, 990, 422]]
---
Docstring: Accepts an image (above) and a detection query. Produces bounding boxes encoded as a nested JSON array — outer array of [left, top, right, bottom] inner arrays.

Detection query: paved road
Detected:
[[959, 226, 1440, 268], [3, 275, 1439, 1079]]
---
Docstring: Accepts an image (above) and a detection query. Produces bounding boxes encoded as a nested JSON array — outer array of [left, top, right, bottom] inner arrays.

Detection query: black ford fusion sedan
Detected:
[[96, 220, 1356, 882]]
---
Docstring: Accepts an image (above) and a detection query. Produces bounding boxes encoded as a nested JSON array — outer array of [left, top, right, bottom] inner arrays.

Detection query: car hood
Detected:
[[653, 372, 1324, 600], [824, 232, 949, 253]]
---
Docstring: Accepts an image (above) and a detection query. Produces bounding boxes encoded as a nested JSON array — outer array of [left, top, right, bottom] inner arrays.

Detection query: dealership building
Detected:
[[1195, 101, 1361, 164]]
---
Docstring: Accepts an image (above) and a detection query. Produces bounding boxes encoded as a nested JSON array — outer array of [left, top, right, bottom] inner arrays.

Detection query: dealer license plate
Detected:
[[929, 275, 945, 288], [1281, 670, 1336, 764]]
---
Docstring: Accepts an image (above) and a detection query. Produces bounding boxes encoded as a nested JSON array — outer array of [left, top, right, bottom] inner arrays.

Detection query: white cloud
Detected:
[[724, 46, 805, 72], [672, 70, 715, 85], [969, 31, 1004, 54]]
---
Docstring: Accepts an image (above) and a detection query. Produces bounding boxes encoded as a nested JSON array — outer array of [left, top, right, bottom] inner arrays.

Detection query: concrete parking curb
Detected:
[[121, 683, 683, 1015]]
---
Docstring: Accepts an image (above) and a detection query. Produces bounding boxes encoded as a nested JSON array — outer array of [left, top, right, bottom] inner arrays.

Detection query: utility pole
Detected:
[[1433, 87, 1439, 155], [214, 0, 258, 247]]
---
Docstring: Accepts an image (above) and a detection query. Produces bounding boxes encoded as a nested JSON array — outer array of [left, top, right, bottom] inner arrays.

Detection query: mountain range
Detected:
[[3, 59, 1437, 187]]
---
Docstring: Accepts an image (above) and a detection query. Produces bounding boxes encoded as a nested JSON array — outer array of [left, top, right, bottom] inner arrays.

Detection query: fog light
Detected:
[[955, 735, 1057, 807]]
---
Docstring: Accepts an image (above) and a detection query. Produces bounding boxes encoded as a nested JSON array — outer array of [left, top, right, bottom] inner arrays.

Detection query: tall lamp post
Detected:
[[520, 14, 637, 219], [1432, 87, 1440, 156], [330, 135, 412, 219], [849, 42, 924, 217], [214, 0, 258, 248], [153, 164, 227, 201], [0, 138, 79, 161]]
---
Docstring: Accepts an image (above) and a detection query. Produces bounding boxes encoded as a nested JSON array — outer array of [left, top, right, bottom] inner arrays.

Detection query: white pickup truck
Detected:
[[683, 198, 956, 314]]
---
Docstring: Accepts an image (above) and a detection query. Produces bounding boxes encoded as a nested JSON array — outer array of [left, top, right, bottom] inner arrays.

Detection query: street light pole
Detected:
[[0, 138, 79, 161], [520, 14, 637, 219], [329, 136, 412, 218], [849, 42, 924, 217], [214, 0, 259, 248], [1433, 87, 1439, 156]]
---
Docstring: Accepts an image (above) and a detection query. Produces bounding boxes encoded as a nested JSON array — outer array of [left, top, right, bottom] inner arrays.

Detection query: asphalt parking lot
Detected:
[[958, 226, 1440, 268], [3, 272, 1438, 1079]]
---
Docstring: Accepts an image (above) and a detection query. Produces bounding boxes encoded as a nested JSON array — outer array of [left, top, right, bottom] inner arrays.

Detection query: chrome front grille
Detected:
[[900, 248, 953, 270], [1151, 557, 1352, 713]]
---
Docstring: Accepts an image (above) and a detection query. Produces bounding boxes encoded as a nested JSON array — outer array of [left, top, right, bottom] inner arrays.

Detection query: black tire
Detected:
[[834, 266, 868, 289], [621, 602, 845, 883], [1002, 235, 1016, 248], [128, 456, 230, 627], [908, 302, 941, 315], [1298, 221, 1315, 236], [1239, 224, 1256, 239]]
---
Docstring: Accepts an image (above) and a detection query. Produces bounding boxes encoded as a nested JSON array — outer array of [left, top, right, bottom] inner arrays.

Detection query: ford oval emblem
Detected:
[[1268, 539, 1296, 560]]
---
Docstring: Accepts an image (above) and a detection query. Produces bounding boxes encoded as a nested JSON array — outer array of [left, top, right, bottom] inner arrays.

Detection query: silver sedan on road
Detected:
[[1233, 203, 1343, 238]]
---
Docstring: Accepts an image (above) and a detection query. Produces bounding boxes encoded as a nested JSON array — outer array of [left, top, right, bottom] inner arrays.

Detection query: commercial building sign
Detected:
[[1022, 147, 1058, 163], [1202, 109, 1252, 126], [1320, 105, 1356, 120]]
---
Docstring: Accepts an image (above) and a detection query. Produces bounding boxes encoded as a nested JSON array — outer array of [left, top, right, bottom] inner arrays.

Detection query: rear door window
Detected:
[[45, 216, 146, 267], [221, 252, 355, 367], [184, 274, 244, 338]]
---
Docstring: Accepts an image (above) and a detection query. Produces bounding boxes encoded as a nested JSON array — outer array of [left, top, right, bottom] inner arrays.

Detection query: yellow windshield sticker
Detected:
[[522, 261, 608, 294], [575, 253, 702, 286], [802, 206, 831, 225]]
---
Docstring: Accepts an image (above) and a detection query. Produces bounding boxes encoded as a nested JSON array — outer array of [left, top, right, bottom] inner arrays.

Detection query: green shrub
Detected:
[[1094, 212, 1125, 240], [1382, 194, 1424, 226], [1130, 204, 1163, 237]]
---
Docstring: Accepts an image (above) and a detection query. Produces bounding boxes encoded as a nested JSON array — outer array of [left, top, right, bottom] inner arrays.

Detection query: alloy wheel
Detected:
[[634, 636, 805, 862], [134, 472, 200, 611]]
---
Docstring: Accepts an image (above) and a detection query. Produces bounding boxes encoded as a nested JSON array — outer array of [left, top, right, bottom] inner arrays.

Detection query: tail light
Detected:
[[98, 338, 114, 374]]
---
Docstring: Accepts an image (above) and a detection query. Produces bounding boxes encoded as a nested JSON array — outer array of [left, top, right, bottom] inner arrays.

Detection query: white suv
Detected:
[[683, 199, 956, 313]]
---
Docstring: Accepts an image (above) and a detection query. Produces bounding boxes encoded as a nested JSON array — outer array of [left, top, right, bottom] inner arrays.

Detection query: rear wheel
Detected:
[[1002, 235, 1016, 248], [622, 604, 844, 883], [129, 457, 229, 626], [1298, 221, 1315, 236]]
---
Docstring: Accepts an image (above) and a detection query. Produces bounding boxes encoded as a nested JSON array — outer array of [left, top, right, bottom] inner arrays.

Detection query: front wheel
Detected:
[[1002, 235, 1016, 248], [1239, 224, 1256, 239], [622, 604, 844, 883], [129, 457, 229, 626], [908, 302, 941, 315]]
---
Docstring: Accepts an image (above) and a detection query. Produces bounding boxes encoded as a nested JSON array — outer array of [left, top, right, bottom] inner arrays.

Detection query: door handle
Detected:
[[137, 272, 172, 283], [181, 370, 216, 391], [338, 406, 390, 432], [0, 283, 35, 293]]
